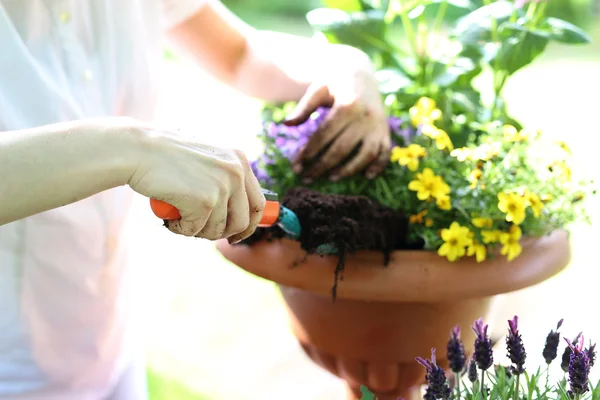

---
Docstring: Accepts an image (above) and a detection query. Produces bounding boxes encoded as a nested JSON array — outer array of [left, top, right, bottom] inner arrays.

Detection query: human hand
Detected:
[[128, 128, 265, 243], [284, 47, 390, 183]]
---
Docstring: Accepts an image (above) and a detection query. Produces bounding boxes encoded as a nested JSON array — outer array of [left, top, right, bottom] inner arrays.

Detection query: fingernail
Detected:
[[228, 236, 240, 245]]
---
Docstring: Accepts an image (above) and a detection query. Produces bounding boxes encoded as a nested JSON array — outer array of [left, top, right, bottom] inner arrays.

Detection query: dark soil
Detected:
[[240, 188, 422, 300]]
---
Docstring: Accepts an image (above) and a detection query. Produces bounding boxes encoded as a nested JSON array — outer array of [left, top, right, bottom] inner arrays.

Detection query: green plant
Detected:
[[359, 317, 599, 400], [251, 0, 596, 263]]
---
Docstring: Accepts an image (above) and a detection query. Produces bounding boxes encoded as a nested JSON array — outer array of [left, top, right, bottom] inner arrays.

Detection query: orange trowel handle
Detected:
[[149, 188, 280, 227]]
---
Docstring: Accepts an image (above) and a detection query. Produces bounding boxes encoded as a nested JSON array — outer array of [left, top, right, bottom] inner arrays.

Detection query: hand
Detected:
[[129, 128, 265, 243], [284, 49, 391, 183]]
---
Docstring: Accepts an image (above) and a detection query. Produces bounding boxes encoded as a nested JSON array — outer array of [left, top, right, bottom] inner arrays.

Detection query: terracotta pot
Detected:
[[216, 230, 570, 400]]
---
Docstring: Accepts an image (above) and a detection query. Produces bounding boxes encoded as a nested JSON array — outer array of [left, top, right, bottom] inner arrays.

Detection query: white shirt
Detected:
[[0, 1, 207, 398]]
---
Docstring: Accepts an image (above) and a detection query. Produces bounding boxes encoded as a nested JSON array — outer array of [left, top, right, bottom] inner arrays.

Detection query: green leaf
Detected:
[[321, 0, 363, 12], [493, 27, 549, 75], [539, 17, 592, 44], [306, 8, 388, 56], [359, 385, 375, 400], [430, 57, 480, 87], [376, 68, 413, 93], [452, 1, 516, 45]]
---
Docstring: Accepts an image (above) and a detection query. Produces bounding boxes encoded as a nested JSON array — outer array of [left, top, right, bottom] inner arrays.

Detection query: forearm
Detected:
[[0, 118, 140, 225], [232, 30, 375, 102]]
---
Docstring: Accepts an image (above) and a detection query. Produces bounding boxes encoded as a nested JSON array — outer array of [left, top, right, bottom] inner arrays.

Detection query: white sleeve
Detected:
[[160, 0, 214, 30]]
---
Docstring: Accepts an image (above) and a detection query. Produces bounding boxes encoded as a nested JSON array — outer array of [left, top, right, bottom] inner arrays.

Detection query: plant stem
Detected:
[[514, 373, 520, 400], [480, 369, 486, 399], [545, 364, 550, 389], [425, 0, 449, 85], [455, 372, 461, 400], [398, 0, 419, 59]]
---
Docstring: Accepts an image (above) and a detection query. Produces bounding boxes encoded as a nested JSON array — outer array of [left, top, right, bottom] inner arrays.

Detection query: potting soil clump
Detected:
[[241, 187, 416, 299]]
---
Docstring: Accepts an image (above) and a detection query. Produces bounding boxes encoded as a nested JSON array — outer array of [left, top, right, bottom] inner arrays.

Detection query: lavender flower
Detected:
[[565, 335, 591, 397], [472, 318, 494, 371], [447, 326, 466, 374], [506, 316, 526, 375], [562, 332, 583, 373], [467, 356, 478, 383], [416, 348, 451, 400], [543, 319, 563, 364], [250, 160, 271, 184], [586, 342, 596, 367]]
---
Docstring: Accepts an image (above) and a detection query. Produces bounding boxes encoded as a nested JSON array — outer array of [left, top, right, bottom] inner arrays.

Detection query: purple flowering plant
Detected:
[[250, 0, 595, 261], [360, 317, 600, 400]]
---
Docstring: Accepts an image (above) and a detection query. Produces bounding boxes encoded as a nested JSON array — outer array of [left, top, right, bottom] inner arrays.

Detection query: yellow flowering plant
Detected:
[[251, 0, 596, 263]]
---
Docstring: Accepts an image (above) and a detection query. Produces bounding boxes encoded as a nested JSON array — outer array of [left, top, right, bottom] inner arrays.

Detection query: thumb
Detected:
[[283, 84, 333, 126]]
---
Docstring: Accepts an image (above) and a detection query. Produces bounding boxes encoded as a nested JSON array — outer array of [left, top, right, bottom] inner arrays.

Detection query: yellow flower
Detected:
[[438, 222, 473, 262], [451, 147, 472, 161], [548, 160, 572, 182], [472, 142, 502, 161], [498, 192, 527, 225], [408, 168, 451, 201], [481, 230, 503, 244], [425, 218, 434, 227], [421, 125, 454, 151], [409, 209, 428, 224], [524, 191, 544, 218], [499, 226, 523, 262], [390, 144, 427, 171], [436, 195, 451, 210], [467, 240, 487, 263], [469, 168, 483, 189], [554, 140, 572, 155], [409, 97, 442, 127], [472, 218, 493, 229], [503, 125, 527, 142]]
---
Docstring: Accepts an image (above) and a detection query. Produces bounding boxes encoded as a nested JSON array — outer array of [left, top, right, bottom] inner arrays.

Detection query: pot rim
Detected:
[[216, 230, 571, 302]]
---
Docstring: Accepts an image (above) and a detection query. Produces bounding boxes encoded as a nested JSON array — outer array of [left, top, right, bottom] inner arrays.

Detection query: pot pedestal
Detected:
[[217, 231, 570, 398], [279, 285, 494, 399]]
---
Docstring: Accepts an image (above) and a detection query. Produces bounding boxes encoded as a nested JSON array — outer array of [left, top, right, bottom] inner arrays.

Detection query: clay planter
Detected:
[[217, 230, 570, 400]]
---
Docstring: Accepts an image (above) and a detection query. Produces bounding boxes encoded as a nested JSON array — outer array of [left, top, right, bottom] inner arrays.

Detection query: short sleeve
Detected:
[[160, 0, 213, 30]]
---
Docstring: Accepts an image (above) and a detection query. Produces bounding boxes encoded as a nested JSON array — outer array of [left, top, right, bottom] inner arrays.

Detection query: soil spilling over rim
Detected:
[[240, 188, 421, 300]]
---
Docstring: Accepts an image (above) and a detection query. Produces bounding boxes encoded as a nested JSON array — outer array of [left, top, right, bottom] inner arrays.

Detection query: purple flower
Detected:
[[472, 318, 493, 371], [416, 348, 451, 400], [586, 341, 596, 367], [447, 326, 466, 374], [562, 332, 583, 373], [565, 335, 591, 396], [467, 356, 478, 383], [250, 160, 271, 184], [543, 319, 563, 365], [506, 316, 526, 375]]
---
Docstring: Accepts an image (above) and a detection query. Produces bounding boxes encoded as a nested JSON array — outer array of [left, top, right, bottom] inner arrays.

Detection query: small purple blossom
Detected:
[[586, 341, 596, 367], [467, 356, 478, 383], [562, 332, 583, 373], [447, 326, 466, 374], [565, 335, 591, 396], [543, 318, 563, 365], [250, 160, 271, 184], [416, 348, 451, 400], [506, 316, 526, 375], [472, 318, 493, 371]]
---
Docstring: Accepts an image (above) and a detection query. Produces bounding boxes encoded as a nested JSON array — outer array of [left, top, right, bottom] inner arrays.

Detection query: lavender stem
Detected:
[[455, 372, 460, 400]]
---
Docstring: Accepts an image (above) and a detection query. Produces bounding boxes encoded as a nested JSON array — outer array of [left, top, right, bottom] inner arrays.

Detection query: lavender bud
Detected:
[[416, 348, 451, 400], [467, 357, 478, 383], [543, 319, 563, 364], [472, 318, 493, 371], [565, 336, 591, 396], [447, 326, 466, 374], [506, 316, 526, 375], [562, 333, 582, 373]]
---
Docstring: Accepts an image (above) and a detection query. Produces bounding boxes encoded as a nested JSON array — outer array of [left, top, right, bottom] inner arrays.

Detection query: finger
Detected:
[[227, 161, 266, 245], [222, 186, 250, 238], [196, 200, 228, 240], [365, 140, 392, 179], [283, 84, 334, 126], [303, 123, 365, 180], [291, 106, 353, 171], [329, 138, 381, 181], [166, 202, 212, 237]]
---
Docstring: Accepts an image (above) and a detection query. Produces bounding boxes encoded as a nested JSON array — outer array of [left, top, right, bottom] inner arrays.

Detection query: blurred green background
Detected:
[[148, 1, 600, 399]]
